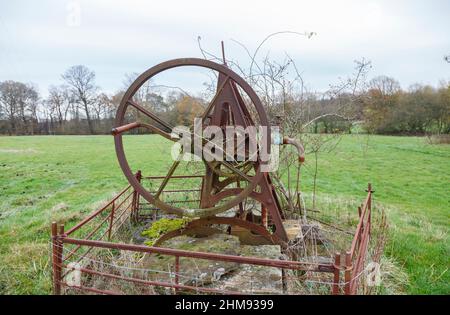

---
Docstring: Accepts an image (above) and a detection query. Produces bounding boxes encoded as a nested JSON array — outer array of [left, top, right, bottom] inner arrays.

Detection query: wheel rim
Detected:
[[114, 58, 271, 217]]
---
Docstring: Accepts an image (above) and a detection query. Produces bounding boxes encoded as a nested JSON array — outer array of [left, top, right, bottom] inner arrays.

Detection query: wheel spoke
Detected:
[[111, 122, 140, 135], [140, 123, 177, 141], [127, 100, 173, 132], [112, 121, 176, 141], [154, 159, 181, 199]]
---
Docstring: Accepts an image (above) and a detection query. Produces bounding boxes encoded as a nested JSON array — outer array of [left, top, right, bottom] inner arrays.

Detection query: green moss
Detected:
[[141, 218, 191, 246]]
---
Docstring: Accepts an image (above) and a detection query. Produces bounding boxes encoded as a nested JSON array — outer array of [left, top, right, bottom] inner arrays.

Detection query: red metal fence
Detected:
[[347, 183, 373, 294], [51, 178, 374, 295]]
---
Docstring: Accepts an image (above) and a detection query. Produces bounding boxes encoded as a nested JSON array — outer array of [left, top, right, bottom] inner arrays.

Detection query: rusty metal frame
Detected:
[[152, 216, 285, 247], [345, 183, 373, 294], [51, 182, 374, 295], [50, 57, 375, 295], [111, 58, 291, 242]]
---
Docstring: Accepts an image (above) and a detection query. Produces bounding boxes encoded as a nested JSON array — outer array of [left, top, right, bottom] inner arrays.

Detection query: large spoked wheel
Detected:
[[114, 58, 270, 218]]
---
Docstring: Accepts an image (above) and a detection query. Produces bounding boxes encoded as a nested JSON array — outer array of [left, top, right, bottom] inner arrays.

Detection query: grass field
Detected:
[[0, 134, 448, 294]]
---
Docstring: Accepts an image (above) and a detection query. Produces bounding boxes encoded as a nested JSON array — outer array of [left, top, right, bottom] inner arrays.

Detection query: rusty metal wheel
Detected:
[[113, 58, 270, 218]]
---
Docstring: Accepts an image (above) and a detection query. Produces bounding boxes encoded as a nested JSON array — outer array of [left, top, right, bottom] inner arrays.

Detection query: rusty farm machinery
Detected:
[[111, 57, 306, 251], [50, 53, 379, 295]]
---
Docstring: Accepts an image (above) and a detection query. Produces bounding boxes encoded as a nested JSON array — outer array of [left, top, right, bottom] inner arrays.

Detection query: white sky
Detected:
[[0, 0, 449, 96]]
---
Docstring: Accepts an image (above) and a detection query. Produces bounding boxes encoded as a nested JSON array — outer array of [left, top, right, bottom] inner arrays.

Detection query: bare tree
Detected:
[[0, 80, 39, 135], [47, 85, 71, 127], [27, 85, 40, 135], [0, 81, 19, 135], [62, 65, 98, 134]]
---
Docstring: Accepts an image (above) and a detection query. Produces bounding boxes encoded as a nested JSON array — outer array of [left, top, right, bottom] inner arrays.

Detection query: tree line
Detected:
[[0, 64, 448, 136], [361, 76, 450, 134]]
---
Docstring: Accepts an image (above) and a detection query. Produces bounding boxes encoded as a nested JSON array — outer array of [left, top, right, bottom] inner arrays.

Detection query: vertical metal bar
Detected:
[[281, 268, 287, 294], [344, 251, 352, 295], [135, 170, 142, 221], [221, 40, 226, 65], [261, 204, 267, 228], [174, 256, 180, 294], [237, 180, 244, 215], [200, 168, 214, 208], [368, 183, 372, 234], [108, 201, 115, 241], [332, 253, 341, 295], [51, 222, 61, 295], [199, 177, 205, 208], [357, 205, 363, 250], [131, 170, 141, 222], [131, 190, 137, 222], [58, 224, 65, 289]]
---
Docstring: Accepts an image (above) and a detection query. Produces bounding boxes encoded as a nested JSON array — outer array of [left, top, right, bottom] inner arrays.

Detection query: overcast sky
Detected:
[[0, 0, 449, 96]]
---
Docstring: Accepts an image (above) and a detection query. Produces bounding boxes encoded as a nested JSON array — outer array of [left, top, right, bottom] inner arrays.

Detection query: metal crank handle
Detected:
[[282, 136, 305, 163]]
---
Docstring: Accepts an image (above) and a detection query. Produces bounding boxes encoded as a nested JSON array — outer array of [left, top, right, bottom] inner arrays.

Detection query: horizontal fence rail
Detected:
[[50, 173, 373, 295]]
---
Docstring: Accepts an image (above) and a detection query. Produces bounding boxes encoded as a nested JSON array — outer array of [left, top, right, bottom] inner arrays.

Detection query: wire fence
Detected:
[[50, 174, 376, 295]]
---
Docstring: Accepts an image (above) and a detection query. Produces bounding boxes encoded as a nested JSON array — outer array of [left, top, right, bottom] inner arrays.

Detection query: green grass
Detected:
[[299, 135, 449, 294], [0, 134, 448, 294]]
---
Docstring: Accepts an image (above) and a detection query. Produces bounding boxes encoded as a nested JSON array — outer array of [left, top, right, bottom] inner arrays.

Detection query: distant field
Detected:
[[0, 135, 448, 294]]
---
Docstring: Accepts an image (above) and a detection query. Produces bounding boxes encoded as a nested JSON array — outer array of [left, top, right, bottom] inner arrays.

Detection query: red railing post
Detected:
[[332, 252, 341, 295], [51, 222, 63, 295], [344, 251, 352, 295], [357, 205, 363, 250], [51, 222, 60, 295], [54, 180, 371, 295]]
